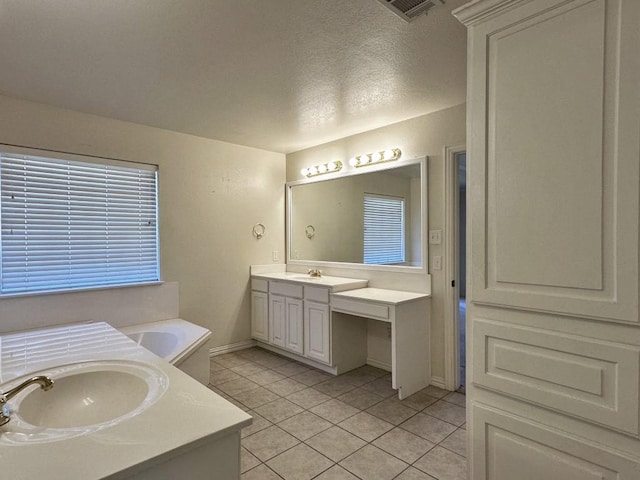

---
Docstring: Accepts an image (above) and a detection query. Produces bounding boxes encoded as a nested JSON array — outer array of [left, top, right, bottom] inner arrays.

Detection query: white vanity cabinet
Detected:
[[304, 286, 331, 364], [250, 278, 269, 342], [268, 281, 304, 354]]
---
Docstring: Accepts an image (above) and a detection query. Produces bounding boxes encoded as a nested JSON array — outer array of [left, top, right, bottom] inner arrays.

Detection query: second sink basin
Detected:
[[1, 360, 168, 443]]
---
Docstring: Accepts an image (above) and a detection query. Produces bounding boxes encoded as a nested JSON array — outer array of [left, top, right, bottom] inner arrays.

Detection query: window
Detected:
[[0, 149, 159, 295], [363, 193, 405, 265]]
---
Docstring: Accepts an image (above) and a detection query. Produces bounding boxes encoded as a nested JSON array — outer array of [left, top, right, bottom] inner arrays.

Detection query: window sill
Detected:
[[0, 281, 165, 300]]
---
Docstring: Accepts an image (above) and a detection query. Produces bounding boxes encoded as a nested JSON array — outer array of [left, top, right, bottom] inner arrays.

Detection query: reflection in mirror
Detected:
[[288, 159, 425, 269]]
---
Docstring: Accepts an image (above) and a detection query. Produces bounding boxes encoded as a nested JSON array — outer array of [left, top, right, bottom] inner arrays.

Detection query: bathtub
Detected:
[[119, 319, 211, 385]]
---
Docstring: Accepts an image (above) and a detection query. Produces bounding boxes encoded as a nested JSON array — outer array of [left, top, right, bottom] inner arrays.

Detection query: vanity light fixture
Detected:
[[348, 148, 402, 168], [300, 160, 343, 178]]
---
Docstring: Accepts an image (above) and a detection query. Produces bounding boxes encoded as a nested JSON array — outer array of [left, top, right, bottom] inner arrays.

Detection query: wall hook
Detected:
[[252, 223, 265, 239], [305, 225, 316, 239]]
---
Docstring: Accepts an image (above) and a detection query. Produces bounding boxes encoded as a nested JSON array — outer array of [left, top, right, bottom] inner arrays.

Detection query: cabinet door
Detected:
[[269, 294, 286, 348], [284, 297, 304, 355], [251, 291, 269, 342], [304, 300, 330, 364]]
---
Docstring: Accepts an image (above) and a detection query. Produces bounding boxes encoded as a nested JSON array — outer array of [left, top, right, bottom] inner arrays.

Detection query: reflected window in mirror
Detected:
[[364, 194, 405, 265]]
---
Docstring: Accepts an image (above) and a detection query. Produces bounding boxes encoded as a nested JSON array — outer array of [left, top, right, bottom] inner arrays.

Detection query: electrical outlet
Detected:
[[429, 229, 442, 245], [272, 250, 279, 262]]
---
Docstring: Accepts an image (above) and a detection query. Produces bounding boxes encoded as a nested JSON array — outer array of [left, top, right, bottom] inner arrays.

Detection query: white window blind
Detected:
[[0, 151, 159, 295], [363, 194, 405, 265]]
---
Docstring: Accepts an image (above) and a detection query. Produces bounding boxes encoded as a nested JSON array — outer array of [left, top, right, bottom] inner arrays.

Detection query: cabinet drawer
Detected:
[[269, 281, 303, 298], [251, 278, 269, 293], [305, 286, 329, 303], [331, 297, 389, 321]]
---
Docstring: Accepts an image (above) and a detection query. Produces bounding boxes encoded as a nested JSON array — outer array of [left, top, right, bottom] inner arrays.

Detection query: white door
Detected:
[[284, 297, 304, 354], [304, 301, 330, 364], [454, 0, 640, 478], [268, 294, 286, 348]]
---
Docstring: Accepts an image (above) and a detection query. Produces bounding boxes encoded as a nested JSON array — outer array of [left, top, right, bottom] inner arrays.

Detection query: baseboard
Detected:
[[257, 342, 338, 375], [209, 339, 256, 357], [430, 375, 446, 389], [366, 357, 392, 372]]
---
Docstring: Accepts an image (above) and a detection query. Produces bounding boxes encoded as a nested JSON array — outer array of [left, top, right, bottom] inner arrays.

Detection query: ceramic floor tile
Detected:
[[241, 446, 261, 473], [304, 426, 366, 462], [395, 467, 438, 479], [443, 392, 466, 408], [245, 369, 287, 386], [253, 398, 304, 423], [372, 427, 435, 464], [338, 412, 394, 442], [234, 386, 281, 409], [414, 446, 467, 480], [366, 397, 419, 425], [421, 385, 450, 399], [360, 377, 396, 398], [286, 387, 332, 409], [242, 425, 299, 462], [277, 411, 332, 441], [340, 445, 408, 480], [209, 360, 227, 372], [400, 412, 457, 444], [230, 362, 268, 377], [400, 389, 440, 411], [258, 355, 292, 369], [313, 464, 360, 480], [338, 367, 384, 386], [440, 428, 467, 457], [216, 377, 260, 397], [241, 463, 282, 480], [424, 401, 466, 427], [241, 411, 273, 438], [209, 368, 242, 386], [337, 387, 385, 410], [310, 398, 360, 424], [214, 352, 252, 368], [266, 443, 333, 480], [291, 369, 332, 386], [273, 362, 311, 377], [265, 378, 307, 396], [313, 378, 357, 397]]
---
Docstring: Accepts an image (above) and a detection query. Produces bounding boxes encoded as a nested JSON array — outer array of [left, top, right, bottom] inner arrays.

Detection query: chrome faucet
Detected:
[[0, 375, 54, 426], [308, 268, 322, 278]]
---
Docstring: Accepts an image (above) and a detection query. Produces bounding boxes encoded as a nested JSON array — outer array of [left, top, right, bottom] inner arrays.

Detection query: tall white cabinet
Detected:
[[454, 0, 640, 478]]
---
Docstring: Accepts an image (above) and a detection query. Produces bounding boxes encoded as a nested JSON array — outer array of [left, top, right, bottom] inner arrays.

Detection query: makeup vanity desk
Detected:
[[251, 269, 431, 400], [331, 288, 430, 400]]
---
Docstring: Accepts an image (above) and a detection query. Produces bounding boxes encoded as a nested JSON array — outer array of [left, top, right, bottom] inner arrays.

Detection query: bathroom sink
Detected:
[[1, 360, 168, 443]]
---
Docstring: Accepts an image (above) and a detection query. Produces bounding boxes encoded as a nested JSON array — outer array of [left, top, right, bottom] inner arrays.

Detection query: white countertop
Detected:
[[0, 322, 251, 480], [251, 271, 368, 292], [331, 287, 430, 305]]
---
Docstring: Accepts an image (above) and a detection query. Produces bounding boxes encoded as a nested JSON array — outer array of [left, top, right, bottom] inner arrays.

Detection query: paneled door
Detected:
[[454, 0, 640, 478]]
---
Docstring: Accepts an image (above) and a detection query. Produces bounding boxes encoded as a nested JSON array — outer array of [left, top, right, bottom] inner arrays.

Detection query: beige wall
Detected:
[[286, 103, 466, 383], [0, 95, 286, 347]]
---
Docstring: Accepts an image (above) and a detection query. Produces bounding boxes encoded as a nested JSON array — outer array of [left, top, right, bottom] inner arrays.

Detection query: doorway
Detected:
[[444, 145, 466, 392]]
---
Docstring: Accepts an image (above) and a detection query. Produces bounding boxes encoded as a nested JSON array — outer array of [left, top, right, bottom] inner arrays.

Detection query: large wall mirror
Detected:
[[287, 157, 427, 272]]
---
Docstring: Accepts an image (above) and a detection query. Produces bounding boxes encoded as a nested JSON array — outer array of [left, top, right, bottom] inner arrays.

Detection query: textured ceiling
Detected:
[[0, 0, 467, 153]]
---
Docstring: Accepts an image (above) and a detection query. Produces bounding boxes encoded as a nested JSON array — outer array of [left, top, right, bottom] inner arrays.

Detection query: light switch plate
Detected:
[[433, 255, 442, 270], [429, 229, 442, 244], [272, 251, 279, 262]]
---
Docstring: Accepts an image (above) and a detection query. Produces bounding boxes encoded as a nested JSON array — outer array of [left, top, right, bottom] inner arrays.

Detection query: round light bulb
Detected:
[[372, 152, 382, 162], [348, 157, 358, 167], [383, 149, 394, 160], [327, 162, 336, 171], [301, 168, 309, 176], [310, 166, 318, 175], [318, 164, 328, 173], [360, 155, 370, 164]]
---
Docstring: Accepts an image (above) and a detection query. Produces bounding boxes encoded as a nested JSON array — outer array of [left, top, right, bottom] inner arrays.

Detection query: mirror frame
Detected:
[[286, 156, 428, 274]]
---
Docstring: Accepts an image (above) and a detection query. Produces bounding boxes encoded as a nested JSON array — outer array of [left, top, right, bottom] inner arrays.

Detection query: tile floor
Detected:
[[208, 347, 467, 480]]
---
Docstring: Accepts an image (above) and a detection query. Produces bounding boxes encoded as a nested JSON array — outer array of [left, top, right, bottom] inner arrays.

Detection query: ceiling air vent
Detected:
[[376, 0, 445, 22]]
